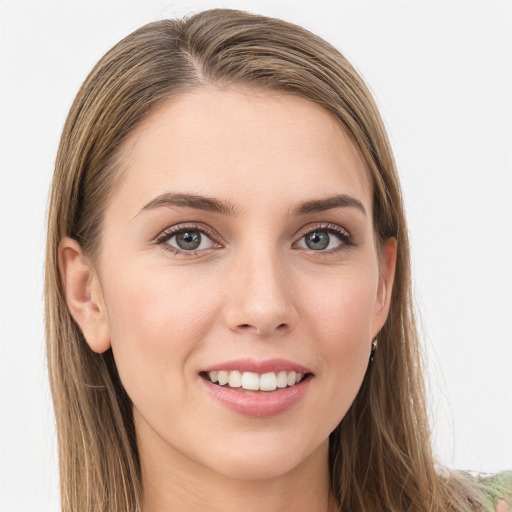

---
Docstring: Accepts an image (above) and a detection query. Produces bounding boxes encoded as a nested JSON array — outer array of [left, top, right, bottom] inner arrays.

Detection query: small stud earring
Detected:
[[370, 337, 378, 362]]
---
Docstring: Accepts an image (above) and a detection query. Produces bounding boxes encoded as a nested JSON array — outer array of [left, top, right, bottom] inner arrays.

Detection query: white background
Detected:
[[1, 1, 511, 510]]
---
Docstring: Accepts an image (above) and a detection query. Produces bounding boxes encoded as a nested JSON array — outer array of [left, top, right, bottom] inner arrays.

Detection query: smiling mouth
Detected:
[[200, 370, 311, 392]]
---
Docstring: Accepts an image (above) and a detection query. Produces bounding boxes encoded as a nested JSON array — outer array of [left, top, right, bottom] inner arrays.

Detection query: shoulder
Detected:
[[495, 501, 511, 512], [478, 471, 512, 512]]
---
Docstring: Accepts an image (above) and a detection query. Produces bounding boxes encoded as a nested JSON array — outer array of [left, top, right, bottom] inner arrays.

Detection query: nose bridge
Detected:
[[224, 239, 297, 336]]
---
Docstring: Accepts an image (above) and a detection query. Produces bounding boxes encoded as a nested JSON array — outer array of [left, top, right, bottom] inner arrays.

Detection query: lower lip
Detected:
[[201, 376, 312, 418]]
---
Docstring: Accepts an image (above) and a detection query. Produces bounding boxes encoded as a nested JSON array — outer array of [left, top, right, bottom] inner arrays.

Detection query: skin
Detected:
[[60, 87, 397, 512]]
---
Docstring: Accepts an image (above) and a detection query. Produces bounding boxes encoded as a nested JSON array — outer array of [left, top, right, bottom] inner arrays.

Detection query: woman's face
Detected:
[[81, 87, 395, 480]]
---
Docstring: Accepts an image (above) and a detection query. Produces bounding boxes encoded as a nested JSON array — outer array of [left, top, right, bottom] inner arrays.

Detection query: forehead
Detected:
[[113, 86, 372, 215]]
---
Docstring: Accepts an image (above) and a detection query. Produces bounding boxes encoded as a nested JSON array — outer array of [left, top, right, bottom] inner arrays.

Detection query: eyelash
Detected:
[[296, 223, 355, 253], [154, 223, 220, 256], [154, 222, 354, 257]]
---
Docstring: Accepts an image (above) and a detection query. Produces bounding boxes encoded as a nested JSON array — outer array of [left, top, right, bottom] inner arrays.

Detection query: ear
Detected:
[[371, 237, 397, 338], [58, 237, 111, 353]]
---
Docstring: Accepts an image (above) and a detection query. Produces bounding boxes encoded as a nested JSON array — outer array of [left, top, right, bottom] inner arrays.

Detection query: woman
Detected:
[[45, 8, 511, 512]]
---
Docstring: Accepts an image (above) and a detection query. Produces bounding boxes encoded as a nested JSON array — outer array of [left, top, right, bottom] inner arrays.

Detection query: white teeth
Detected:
[[277, 371, 288, 388], [241, 372, 260, 390], [206, 370, 307, 391], [228, 370, 242, 388], [259, 372, 277, 391], [217, 371, 229, 386]]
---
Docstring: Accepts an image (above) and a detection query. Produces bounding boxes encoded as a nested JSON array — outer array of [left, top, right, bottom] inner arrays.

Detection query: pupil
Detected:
[[306, 231, 329, 250], [176, 231, 201, 250]]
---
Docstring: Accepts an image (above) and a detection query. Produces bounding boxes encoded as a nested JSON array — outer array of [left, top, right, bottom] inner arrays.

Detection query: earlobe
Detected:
[[59, 237, 111, 353], [372, 237, 397, 336]]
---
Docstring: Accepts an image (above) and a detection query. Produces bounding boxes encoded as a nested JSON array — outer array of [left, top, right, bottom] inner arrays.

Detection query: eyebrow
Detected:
[[291, 194, 367, 216], [137, 192, 366, 217], [137, 192, 239, 217]]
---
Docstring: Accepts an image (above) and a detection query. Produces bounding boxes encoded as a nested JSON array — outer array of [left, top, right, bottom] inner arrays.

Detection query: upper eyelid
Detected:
[[294, 222, 351, 240], [154, 223, 219, 243]]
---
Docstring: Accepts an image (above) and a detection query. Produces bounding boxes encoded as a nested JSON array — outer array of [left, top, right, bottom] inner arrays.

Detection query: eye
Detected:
[[295, 225, 353, 252], [156, 225, 219, 254]]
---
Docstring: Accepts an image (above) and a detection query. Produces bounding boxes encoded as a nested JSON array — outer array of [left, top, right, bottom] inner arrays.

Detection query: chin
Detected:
[[209, 454, 304, 482], [199, 433, 328, 482]]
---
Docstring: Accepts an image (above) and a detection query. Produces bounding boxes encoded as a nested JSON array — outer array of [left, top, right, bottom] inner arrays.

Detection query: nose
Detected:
[[223, 248, 298, 338]]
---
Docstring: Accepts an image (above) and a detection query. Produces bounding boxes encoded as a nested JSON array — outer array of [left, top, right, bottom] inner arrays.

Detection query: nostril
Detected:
[[234, 321, 291, 336]]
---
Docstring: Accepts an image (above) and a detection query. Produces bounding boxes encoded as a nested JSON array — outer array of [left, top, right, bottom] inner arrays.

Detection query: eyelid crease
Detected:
[[294, 222, 351, 239], [154, 223, 220, 245]]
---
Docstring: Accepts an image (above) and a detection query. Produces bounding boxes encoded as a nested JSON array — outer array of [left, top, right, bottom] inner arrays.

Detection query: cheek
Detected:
[[100, 261, 220, 390], [301, 267, 378, 347], [298, 267, 378, 412]]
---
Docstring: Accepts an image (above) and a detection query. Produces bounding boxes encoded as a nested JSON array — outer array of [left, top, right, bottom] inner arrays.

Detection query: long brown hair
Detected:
[[46, 9, 487, 511]]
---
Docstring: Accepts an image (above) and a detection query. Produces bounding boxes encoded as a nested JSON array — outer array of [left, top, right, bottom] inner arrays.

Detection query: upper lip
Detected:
[[201, 358, 312, 375]]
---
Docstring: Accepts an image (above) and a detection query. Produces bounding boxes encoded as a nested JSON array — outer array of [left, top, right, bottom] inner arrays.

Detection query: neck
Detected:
[[137, 419, 337, 512]]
